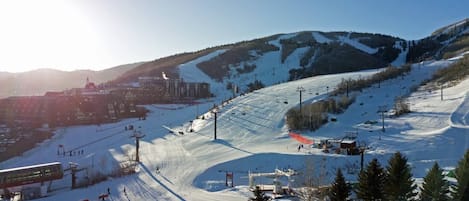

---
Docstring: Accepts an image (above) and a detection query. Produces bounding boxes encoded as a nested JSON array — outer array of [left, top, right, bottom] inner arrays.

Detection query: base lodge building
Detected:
[[0, 77, 210, 128]]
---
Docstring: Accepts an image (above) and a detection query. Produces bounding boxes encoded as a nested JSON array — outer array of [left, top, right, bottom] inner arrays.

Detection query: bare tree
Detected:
[[296, 156, 330, 201]]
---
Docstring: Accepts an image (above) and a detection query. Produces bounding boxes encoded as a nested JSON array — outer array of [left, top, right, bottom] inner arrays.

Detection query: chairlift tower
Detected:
[[68, 162, 78, 189], [212, 109, 218, 140], [297, 86, 305, 115], [65, 162, 86, 189], [131, 128, 145, 162], [378, 105, 387, 132]]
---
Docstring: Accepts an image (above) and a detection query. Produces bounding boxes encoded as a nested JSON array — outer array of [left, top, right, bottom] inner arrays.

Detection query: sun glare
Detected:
[[0, 0, 102, 72]]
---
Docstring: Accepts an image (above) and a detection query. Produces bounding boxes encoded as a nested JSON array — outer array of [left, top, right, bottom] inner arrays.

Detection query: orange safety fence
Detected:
[[289, 132, 314, 144]]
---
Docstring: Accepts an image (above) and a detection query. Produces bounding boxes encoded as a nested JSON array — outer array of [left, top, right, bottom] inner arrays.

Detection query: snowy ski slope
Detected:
[[1, 52, 469, 200]]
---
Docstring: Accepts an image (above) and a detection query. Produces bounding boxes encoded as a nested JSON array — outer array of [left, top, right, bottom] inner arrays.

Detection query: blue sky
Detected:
[[0, 0, 467, 72]]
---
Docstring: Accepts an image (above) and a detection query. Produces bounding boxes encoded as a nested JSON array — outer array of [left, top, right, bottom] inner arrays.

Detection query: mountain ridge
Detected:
[[116, 19, 468, 90], [112, 30, 406, 92], [0, 62, 144, 98]]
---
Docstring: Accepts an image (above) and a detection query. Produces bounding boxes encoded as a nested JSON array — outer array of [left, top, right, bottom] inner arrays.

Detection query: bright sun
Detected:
[[0, 0, 102, 72]]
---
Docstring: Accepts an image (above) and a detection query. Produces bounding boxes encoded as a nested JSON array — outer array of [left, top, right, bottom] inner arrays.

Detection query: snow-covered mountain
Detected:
[[116, 31, 407, 94], [407, 18, 469, 62], [116, 19, 469, 96]]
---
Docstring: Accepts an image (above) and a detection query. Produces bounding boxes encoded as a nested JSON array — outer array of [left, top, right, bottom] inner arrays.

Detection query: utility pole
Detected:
[[131, 128, 145, 162], [296, 86, 305, 115]]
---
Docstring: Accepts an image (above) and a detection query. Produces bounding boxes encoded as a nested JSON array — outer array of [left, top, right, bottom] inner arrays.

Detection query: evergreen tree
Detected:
[[419, 162, 449, 201], [329, 168, 350, 201], [356, 158, 386, 201], [249, 186, 270, 201], [452, 149, 469, 200], [385, 152, 417, 201]]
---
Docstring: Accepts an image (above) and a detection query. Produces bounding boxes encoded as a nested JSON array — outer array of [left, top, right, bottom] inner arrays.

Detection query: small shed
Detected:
[[340, 139, 356, 149], [340, 139, 358, 155]]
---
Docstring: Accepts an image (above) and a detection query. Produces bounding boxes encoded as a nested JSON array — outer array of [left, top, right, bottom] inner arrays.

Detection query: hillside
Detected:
[[114, 31, 406, 90], [407, 18, 469, 62], [0, 62, 142, 98], [112, 20, 469, 98]]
